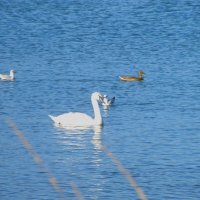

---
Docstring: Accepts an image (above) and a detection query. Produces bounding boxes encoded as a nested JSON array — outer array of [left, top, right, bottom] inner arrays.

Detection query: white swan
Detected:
[[0, 70, 16, 81], [49, 92, 103, 129]]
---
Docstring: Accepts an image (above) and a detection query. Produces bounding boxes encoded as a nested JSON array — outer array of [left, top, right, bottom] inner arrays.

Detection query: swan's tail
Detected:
[[48, 115, 56, 122]]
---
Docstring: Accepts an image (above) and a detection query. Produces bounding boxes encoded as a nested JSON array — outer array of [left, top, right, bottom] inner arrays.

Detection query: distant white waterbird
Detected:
[[0, 69, 16, 81], [100, 95, 115, 109], [49, 92, 104, 129]]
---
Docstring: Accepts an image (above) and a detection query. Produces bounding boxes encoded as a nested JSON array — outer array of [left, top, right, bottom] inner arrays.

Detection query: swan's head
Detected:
[[91, 92, 103, 101], [10, 70, 16, 74]]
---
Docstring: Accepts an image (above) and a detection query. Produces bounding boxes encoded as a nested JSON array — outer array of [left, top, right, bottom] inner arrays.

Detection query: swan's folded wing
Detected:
[[0, 74, 10, 79], [55, 112, 94, 126]]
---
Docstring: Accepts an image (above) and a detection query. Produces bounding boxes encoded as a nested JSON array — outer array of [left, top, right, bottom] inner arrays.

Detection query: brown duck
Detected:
[[119, 71, 145, 81]]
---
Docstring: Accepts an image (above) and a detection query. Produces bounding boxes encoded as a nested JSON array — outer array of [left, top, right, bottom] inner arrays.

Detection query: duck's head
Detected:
[[139, 71, 144, 75], [138, 71, 145, 77]]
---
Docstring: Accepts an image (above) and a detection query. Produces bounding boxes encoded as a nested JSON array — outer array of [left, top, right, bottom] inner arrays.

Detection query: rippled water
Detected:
[[0, 1, 200, 199]]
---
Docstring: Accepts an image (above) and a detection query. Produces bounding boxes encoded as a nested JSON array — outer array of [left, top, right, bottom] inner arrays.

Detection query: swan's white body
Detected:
[[0, 70, 15, 81], [49, 92, 103, 128]]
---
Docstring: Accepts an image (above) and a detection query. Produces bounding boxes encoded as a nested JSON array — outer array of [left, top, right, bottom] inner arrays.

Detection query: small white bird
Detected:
[[0, 70, 16, 81], [49, 92, 104, 129], [100, 95, 115, 109]]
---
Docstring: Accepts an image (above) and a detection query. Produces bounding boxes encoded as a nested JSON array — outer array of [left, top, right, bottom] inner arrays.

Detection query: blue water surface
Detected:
[[0, 1, 200, 199]]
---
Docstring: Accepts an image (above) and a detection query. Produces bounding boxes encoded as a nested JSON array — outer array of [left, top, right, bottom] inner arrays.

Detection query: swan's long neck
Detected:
[[92, 98, 102, 125], [10, 71, 14, 79]]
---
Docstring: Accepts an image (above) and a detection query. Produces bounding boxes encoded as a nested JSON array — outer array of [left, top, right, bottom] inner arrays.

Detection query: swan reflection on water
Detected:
[[91, 126, 103, 150], [52, 123, 103, 150]]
